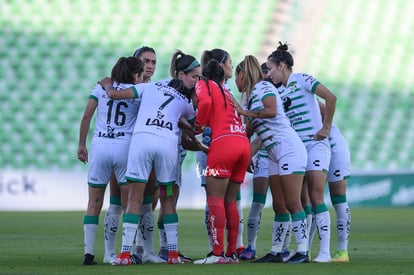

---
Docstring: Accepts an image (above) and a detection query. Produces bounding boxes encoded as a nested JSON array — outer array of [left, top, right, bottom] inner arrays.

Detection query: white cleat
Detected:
[[193, 254, 226, 264], [142, 252, 167, 263], [102, 253, 117, 264], [312, 252, 332, 263]]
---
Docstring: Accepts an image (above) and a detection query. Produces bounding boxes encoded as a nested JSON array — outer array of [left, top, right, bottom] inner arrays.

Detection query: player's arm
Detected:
[[179, 116, 200, 151], [98, 77, 138, 99], [194, 81, 212, 133], [77, 98, 97, 163], [314, 83, 337, 139], [229, 94, 277, 118], [250, 136, 262, 157]]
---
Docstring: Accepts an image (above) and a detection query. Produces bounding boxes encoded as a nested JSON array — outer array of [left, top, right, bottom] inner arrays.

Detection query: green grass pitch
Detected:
[[1, 207, 413, 274]]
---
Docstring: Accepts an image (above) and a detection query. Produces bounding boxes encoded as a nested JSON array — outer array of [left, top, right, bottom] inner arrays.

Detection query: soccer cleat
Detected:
[[179, 252, 193, 263], [130, 253, 143, 265], [225, 253, 239, 264], [239, 246, 256, 260], [112, 252, 131, 266], [158, 248, 169, 261], [193, 251, 212, 264], [286, 251, 309, 263], [236, 246, 245, 257], [281, 248, 290, 260], [312, 252, 332, 263], [134, 246, 143, 259], [142, 252, 167, 263], [332, 250, 349, 262], [168, 251, 184, 265], [252, 252, 284, 263], [193, 252, 226, 264], [103, 253, 117, 264], [82, 253, 97, 265]]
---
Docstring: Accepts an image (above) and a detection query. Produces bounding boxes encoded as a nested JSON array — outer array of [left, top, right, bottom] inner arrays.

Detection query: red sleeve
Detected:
[[195, 80, 211, 132]]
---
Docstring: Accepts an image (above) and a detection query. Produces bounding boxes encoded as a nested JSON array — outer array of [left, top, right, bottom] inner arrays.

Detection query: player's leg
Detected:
[[83, 185, 106, 265], [329, 179, 351, 262]]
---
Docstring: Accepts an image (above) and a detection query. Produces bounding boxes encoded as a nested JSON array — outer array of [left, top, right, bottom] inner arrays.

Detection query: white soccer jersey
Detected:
[[131, 82, 196, 144], [277, 73, 323, 143], [247, 80, 293, 150], [88, 82, 140, 185], [91, 82, 140, 142]]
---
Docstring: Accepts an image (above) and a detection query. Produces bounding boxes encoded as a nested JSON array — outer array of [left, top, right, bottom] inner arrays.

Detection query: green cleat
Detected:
[[332, 250, 349, 262]]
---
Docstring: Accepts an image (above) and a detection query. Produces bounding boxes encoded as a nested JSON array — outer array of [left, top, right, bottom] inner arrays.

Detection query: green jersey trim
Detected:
[[131, 86, 139, 98], [89, 95, 98, 102], [311, 81, 320, 93]]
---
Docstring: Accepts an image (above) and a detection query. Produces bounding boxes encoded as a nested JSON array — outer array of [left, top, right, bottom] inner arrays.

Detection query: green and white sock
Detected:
[[247, 202, 265, 250], [291, 211, 307, 253], [247, 193, 266, 250], [270, 213, 290, 254], [84, 215, 99, 255], [163, 214, 179, 252], [314, 204, 331, 255], [158, 221, 167, 251], [122, 213, 140, 253], [332, 195, 351, 251], [104, 196, 122, 257]]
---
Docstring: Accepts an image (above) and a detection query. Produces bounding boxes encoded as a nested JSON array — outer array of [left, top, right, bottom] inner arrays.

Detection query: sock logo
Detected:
[[273, 223, 285, 243], [209, 215, 220, 246]]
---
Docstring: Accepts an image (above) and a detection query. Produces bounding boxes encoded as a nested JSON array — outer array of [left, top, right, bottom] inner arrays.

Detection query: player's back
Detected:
[[134, 82, 195, 142]]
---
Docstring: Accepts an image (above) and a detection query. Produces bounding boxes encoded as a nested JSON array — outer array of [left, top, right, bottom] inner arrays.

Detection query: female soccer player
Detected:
[[78, 56, 144, 265], [99, 76, 196, 265], [231, 55, 309, 263], [195, 48, 247, 259], [156, 49, 201, 263], [193, 59, 250, 264], [267, 42, 337, 263]]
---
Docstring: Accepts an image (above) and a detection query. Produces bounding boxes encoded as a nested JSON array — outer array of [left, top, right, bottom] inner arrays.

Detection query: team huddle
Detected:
[[77, 42, 351, 266]]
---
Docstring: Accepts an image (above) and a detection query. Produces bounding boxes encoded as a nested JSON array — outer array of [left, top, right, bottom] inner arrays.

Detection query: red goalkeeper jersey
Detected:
[[195, 79, 246, 141]]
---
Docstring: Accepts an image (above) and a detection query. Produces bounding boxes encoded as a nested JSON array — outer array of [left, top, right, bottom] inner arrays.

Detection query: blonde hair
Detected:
[[237, 55, 264, 101]]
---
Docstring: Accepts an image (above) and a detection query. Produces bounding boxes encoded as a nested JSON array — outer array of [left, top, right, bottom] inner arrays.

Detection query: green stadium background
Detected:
[[1, 0, 414, 209]]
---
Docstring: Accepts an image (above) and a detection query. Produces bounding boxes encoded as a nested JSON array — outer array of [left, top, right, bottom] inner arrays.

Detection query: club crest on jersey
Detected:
[[145, 118, 173, 130]]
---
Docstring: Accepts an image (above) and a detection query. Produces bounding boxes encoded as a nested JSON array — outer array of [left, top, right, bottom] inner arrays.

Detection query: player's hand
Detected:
[[98, 77, 112, 89], [247, 158, 255, 173], [229, 95, 242, 113], [77, 146, 88, 164], [314, 127, 330, 140]]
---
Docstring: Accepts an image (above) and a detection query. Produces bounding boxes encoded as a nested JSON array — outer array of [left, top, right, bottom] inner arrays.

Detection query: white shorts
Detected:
[[126, 133, 178, 185], [327, 126, 351, 182], [304, 139, 331, 172], [268, 135, 307, 176], [195, 150, 207, 186], [88, 139, 130, 186], [252, 150, 269, 179]]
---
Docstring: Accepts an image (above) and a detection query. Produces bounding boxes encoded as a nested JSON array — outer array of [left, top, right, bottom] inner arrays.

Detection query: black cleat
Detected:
[[286, 252, 309, 263], [179, 252, 193, 263], [82, 253, 97, 265], [252, 253, 284, 263], [130, 253, 143, 265]]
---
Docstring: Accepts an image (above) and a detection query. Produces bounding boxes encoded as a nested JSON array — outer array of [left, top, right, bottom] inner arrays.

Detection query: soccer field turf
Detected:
[[1, 207, 413, 274]]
